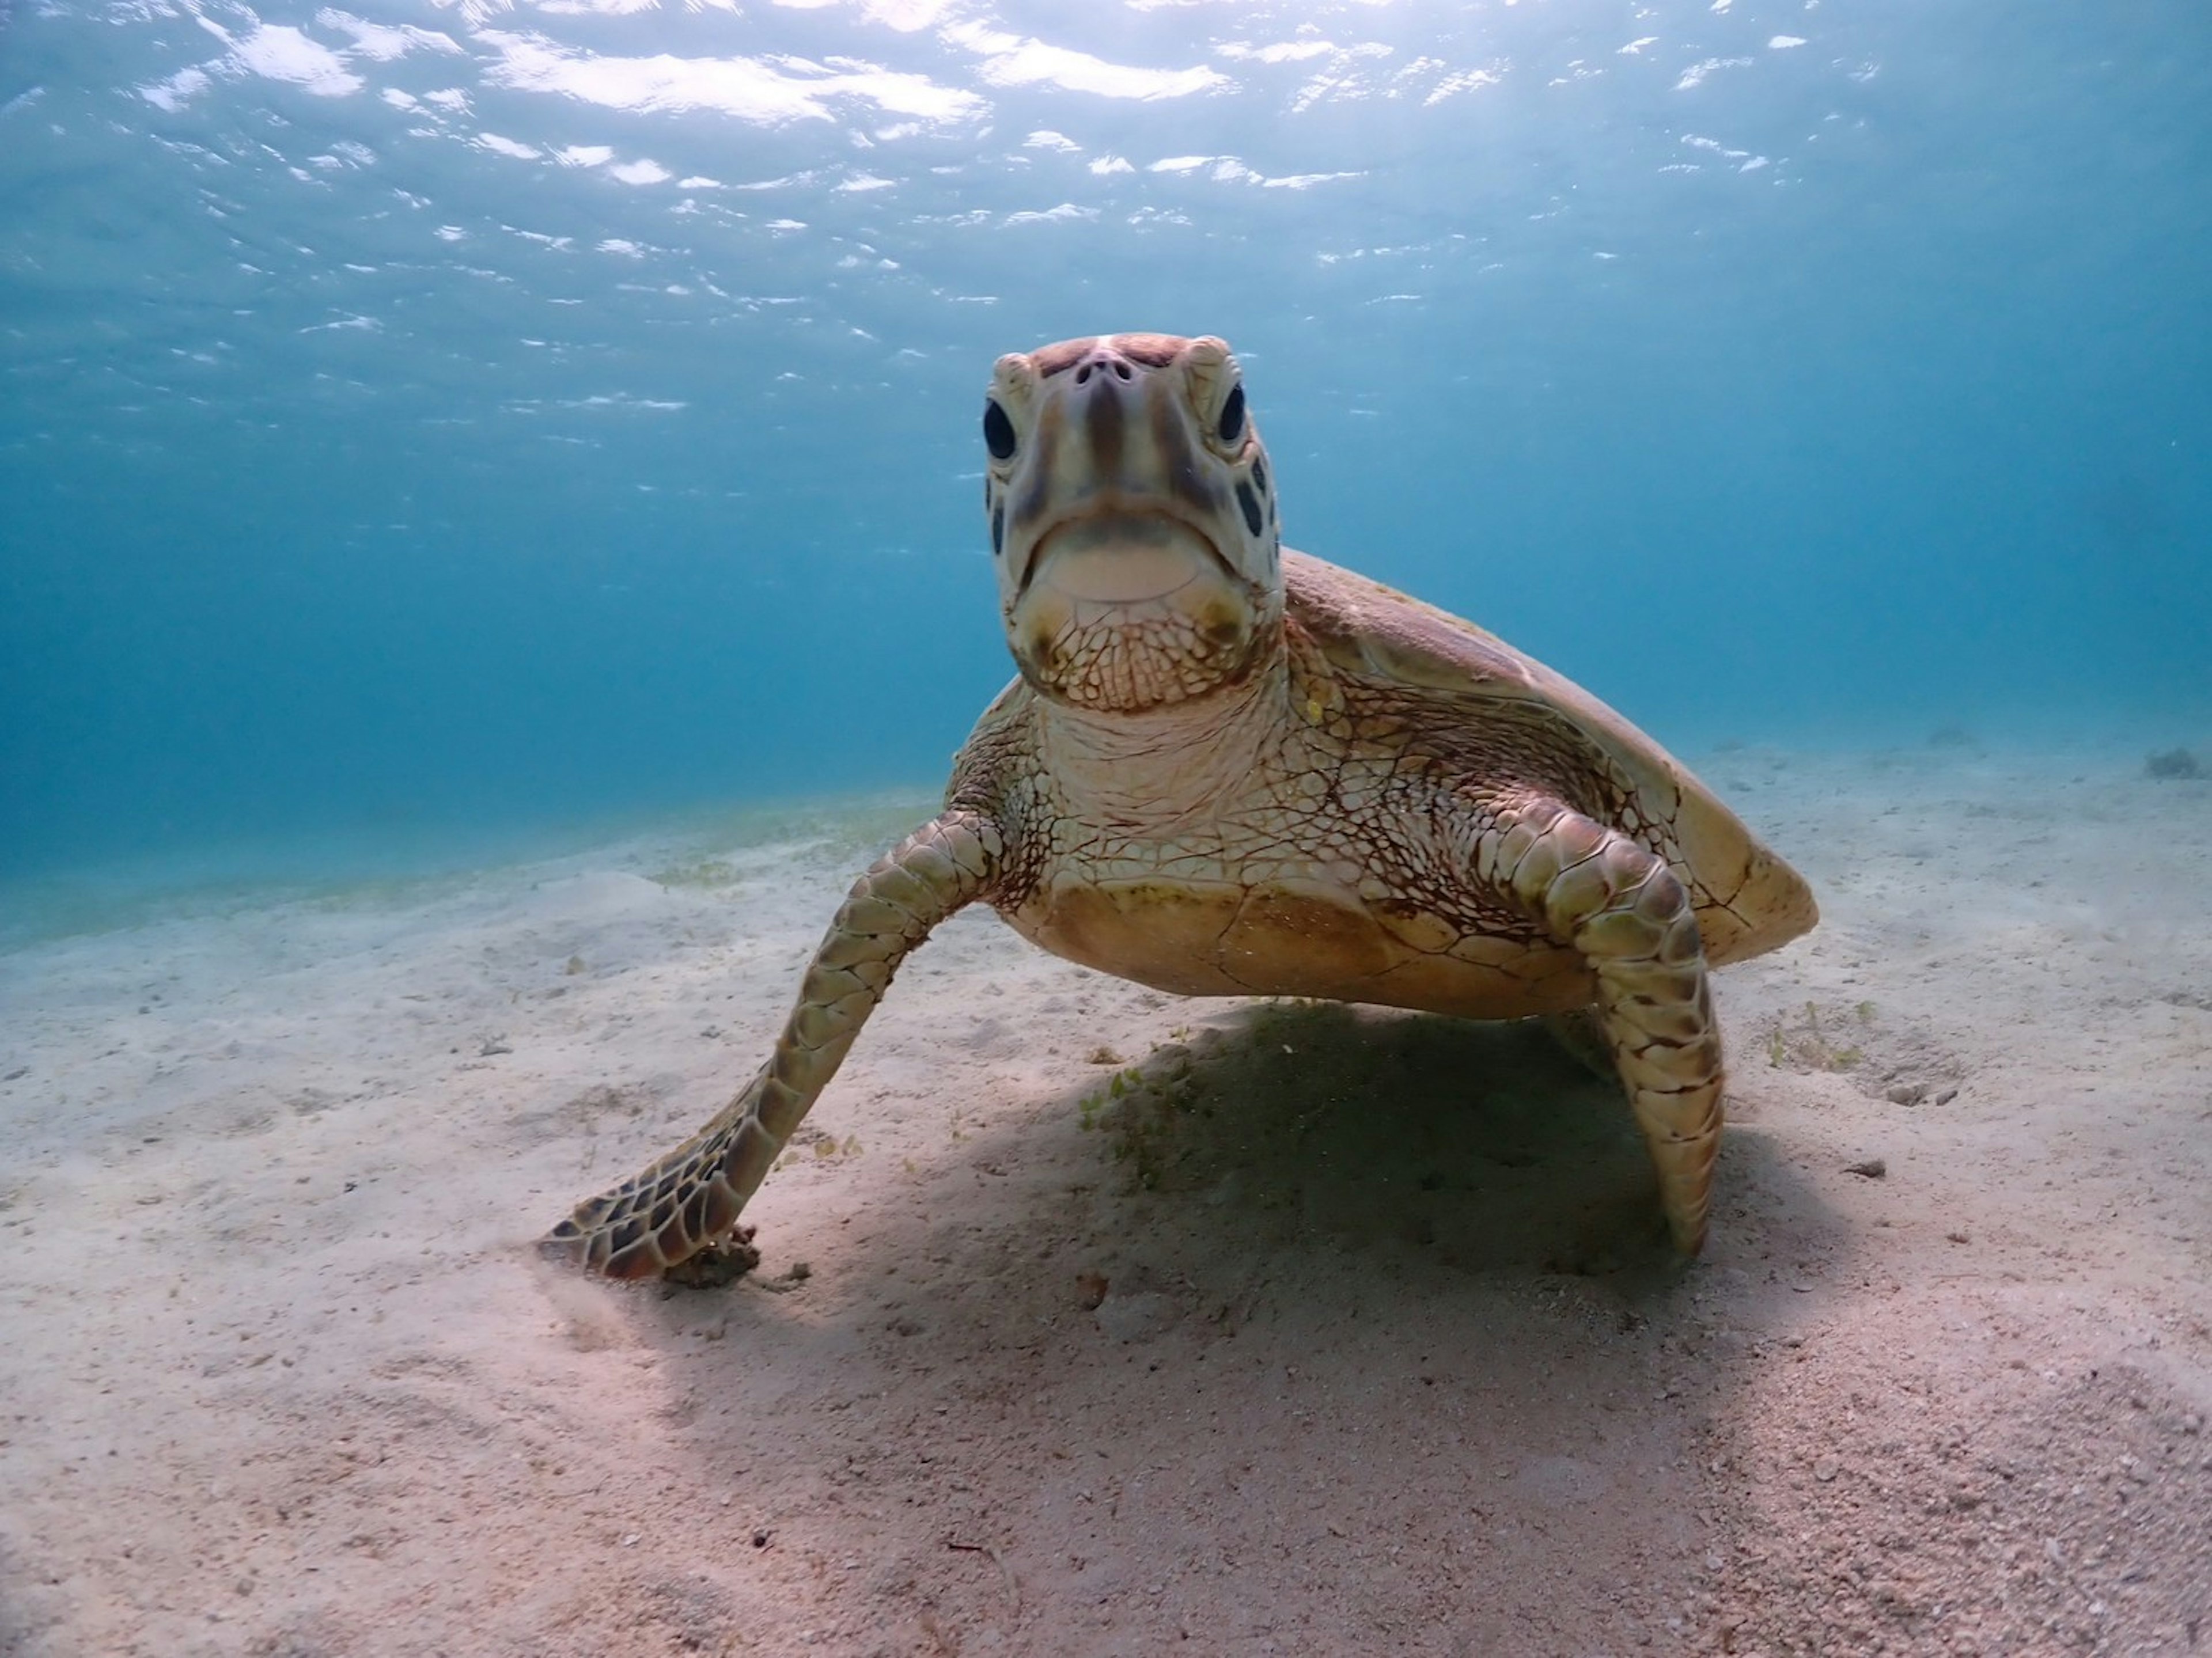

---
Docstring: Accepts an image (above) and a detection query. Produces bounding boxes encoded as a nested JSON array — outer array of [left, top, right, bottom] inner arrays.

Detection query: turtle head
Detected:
[[982, 333, 1283, 715]]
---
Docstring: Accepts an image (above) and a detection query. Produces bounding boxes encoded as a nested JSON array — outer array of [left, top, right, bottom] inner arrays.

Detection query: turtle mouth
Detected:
[[1023, 510, 1228, 605], [1007, 508, 1264, 713]]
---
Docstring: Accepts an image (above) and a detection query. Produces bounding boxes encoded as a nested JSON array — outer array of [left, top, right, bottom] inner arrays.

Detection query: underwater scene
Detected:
[[2, 2, 2208, 1653]]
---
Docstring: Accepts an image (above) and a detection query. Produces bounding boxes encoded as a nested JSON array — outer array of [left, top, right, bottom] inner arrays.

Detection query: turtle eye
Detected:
[[1217, 382, 1246, 445], [983, 399, 1017, 461]]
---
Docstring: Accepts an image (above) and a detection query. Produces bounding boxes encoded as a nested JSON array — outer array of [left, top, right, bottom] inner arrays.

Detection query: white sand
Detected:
[[2, 746, 2207, 1656]]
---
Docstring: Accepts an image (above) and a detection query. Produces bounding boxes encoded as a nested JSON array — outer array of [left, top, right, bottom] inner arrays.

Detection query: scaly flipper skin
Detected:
[[1487, 795, 1722, 1253], [541, 813, 1001, 1278]]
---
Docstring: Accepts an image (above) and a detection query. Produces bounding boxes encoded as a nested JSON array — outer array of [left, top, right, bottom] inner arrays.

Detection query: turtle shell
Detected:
[[1282, 549, 1818, 966]]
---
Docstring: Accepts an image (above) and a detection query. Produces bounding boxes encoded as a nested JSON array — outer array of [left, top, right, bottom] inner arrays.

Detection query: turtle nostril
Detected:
[[1076, 351, 1132, 386]]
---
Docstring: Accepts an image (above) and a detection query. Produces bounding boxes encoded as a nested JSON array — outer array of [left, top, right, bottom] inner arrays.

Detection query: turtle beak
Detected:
[[1026, 512, 1224, 606]]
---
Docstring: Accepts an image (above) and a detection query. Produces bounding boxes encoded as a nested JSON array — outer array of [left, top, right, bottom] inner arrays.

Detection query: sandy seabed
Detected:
[[1, 745, 2207, 1657]]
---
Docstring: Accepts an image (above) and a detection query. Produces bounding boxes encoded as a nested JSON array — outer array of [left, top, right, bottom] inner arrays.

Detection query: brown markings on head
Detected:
[[1084, 362, 1127, 478], [1196, 600, 1247, 650], [1029, 337, 1096, 378], [1029, 332, 1192, 378], [1108, 332, 1190, 369], [1012, 394, 1064, 536], [1148, 386, 1221, 519]]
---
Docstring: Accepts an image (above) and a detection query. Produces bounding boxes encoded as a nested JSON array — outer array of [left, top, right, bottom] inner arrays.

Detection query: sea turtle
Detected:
[[544, 332, 1817, 1279]]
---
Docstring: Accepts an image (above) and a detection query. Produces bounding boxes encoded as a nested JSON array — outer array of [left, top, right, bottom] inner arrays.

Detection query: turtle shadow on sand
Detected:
[[1079, 1001, 1683, 1283], [1048, 995, 1831, 1291], [1059, 1000, 1844, 1305], [627, 996, 1839, 1333]]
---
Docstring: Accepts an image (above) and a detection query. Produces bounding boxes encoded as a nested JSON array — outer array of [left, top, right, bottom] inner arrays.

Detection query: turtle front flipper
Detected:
[[542, 811, 1004, 1279], [1486, 797, 1724, 1255]]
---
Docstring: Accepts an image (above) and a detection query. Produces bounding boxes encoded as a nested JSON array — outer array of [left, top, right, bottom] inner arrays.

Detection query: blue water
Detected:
[[3, 0, 2207, 890]]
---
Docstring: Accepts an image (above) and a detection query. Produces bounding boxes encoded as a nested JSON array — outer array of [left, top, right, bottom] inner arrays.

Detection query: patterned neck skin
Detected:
[[1024, 643, 1297, 826]]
